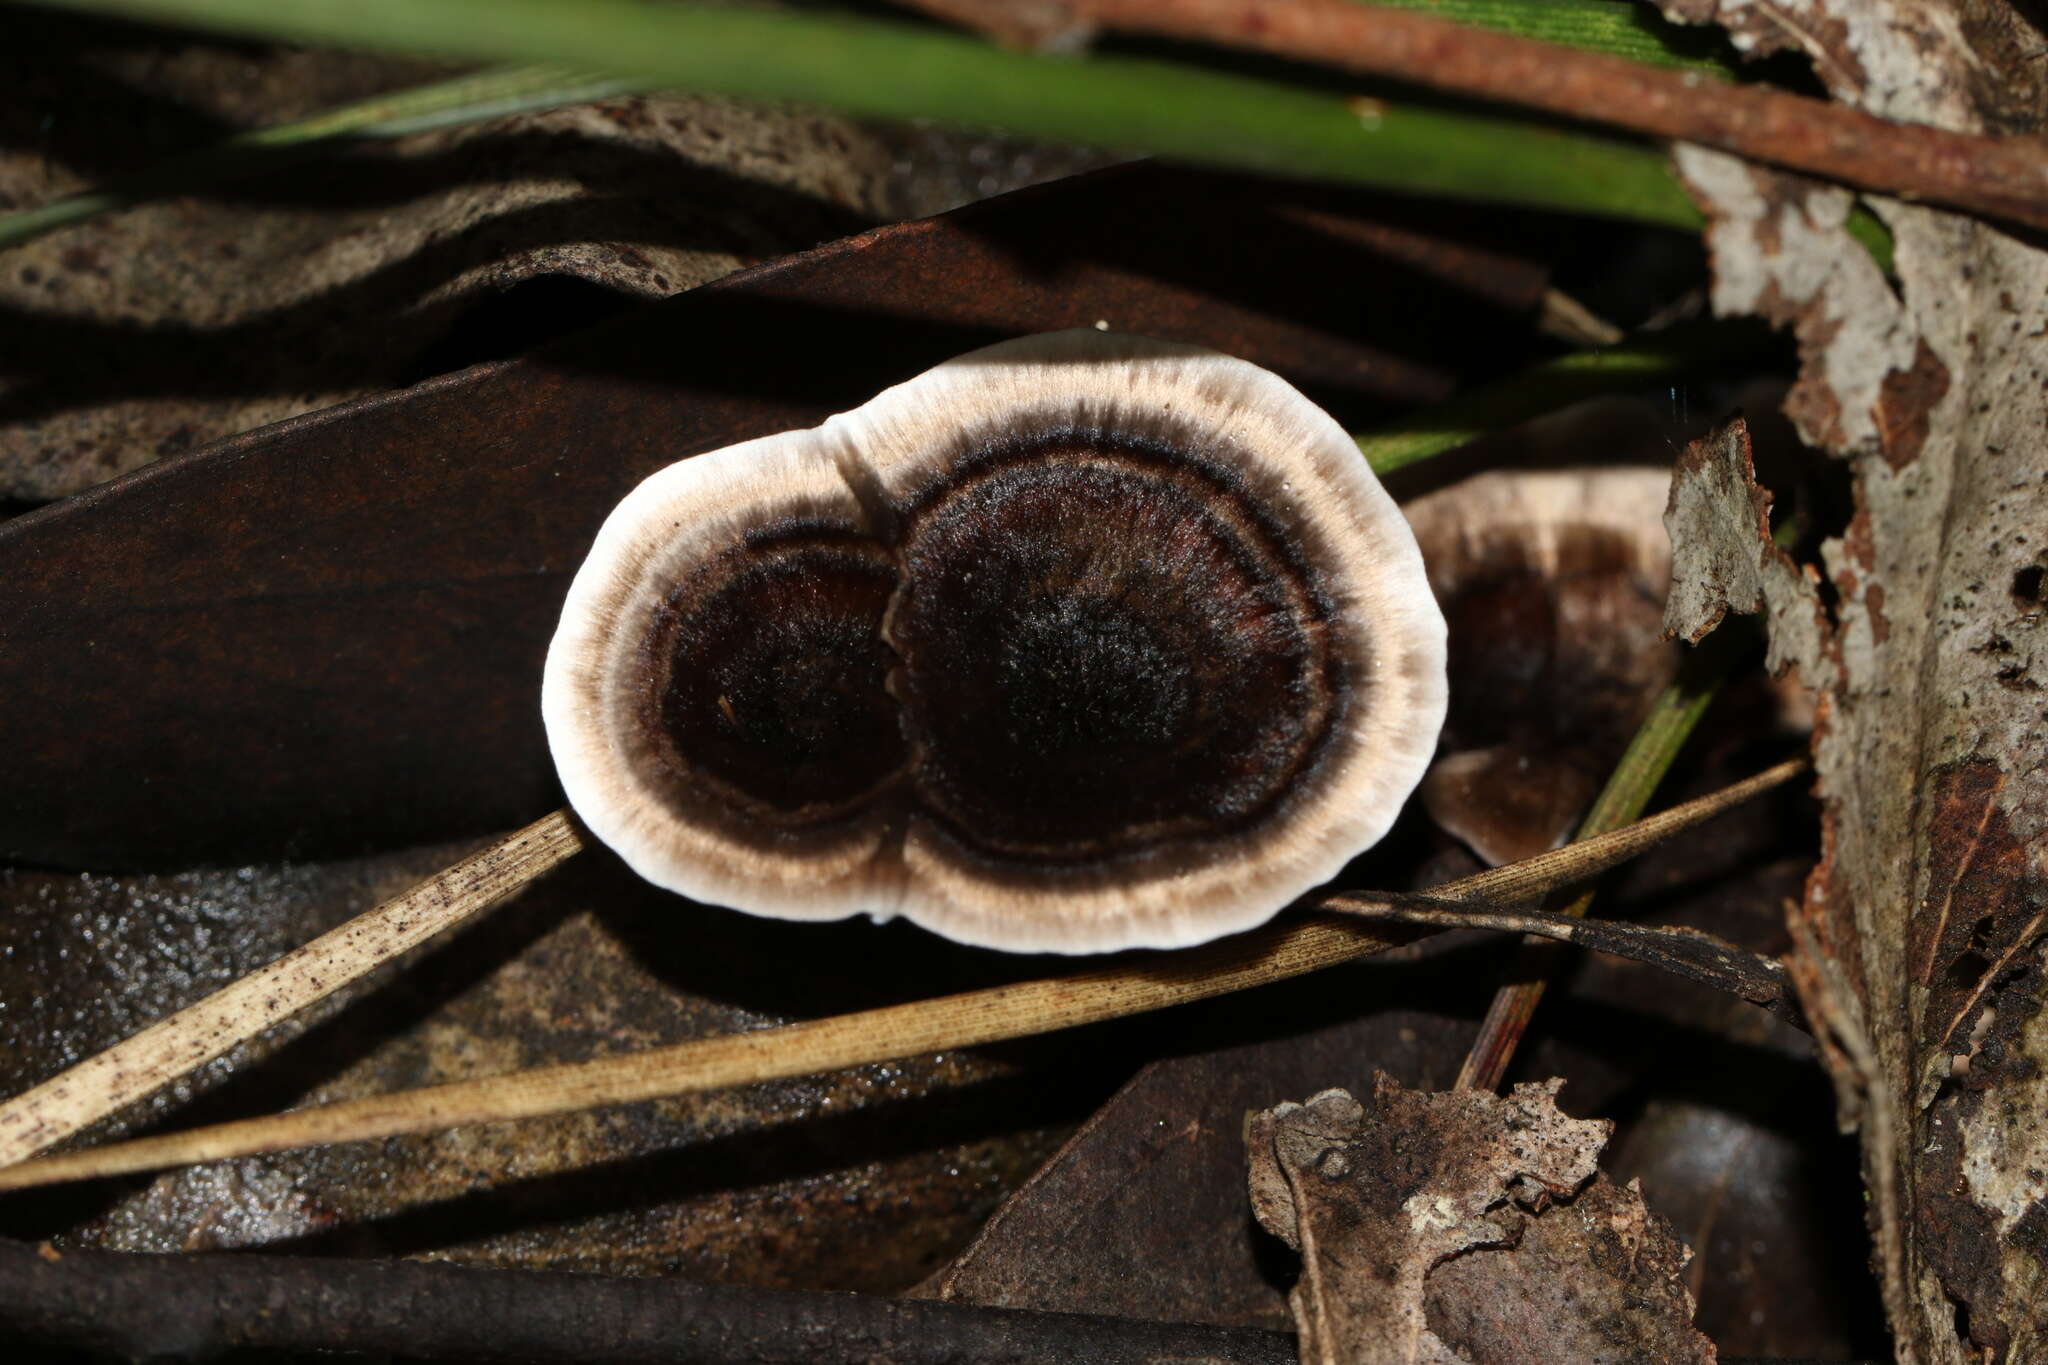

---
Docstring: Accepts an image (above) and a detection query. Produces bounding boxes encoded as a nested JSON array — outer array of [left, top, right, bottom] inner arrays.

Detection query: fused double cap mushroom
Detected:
[[543, 330, 1448, 953]]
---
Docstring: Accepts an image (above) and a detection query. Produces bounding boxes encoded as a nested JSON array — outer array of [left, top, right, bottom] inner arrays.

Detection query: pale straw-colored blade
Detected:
[[0, 811, 584, 1170]]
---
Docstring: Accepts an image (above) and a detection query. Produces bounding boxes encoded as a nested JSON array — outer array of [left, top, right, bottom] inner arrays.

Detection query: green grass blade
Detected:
[[23, 0, 1700, 230], [234, 65, 642, 143]]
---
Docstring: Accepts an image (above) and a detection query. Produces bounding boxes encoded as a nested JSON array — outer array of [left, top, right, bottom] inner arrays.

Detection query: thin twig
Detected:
[[0, 811, 584, 1170], [0, 758, 1802, 1193], [0, 1234, 1880, 1364], [1327, 890, 1800, 1028], [887, 0, 1096, 50], [1066, 0, 2048, 232]]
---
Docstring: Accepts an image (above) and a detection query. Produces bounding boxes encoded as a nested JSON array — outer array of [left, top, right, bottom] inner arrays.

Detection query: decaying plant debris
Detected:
[[1663, 1, 2048, 1357], [918, 763, 1854, 1356], [1248, 1077, 1711, 1365], [0, 12, 1103, 503]]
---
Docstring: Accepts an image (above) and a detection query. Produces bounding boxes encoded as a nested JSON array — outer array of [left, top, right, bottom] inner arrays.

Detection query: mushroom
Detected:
[[1401, 467, 1676, 868], [543, 330, 1446, 953]]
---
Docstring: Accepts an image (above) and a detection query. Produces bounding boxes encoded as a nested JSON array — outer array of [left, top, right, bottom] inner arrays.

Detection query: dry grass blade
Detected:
[[0, 812, 584, 1170], [0, 758, 1803, 1192]]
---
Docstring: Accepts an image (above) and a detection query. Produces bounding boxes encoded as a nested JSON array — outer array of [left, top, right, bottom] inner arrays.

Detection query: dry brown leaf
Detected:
[[1425, 1172, 1715, 1365], [1248, 1075, 1714, 1365], [1665, 1, 2048, 1357]]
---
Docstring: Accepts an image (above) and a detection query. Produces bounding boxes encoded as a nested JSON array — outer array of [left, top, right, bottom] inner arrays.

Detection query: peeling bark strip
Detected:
[[1064, 0, 2048, 230], [1671, 147, 1931, 467], [1673, 1, 2048, 1358], [1661, 416, 1834, 685]]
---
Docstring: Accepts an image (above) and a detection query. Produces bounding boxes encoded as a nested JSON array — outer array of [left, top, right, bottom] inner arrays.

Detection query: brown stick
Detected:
[[1065, 0, 2048, 232], [0, 811, 584, 1170], [0, 759, 1803, 1193]]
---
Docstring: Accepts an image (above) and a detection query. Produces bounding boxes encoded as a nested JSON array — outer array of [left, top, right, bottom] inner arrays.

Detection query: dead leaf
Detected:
[[1247, 1075, 1711, 1365], [1668, 2, 2048, 1356], [1424, 1172, 1714, 1365], [2, 17, 899, 502]]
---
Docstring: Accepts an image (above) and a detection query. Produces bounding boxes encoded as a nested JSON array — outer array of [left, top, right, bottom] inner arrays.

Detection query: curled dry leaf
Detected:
[[1668, 1, 2048, 1356], [1247, 1075, 1714, 1365]]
